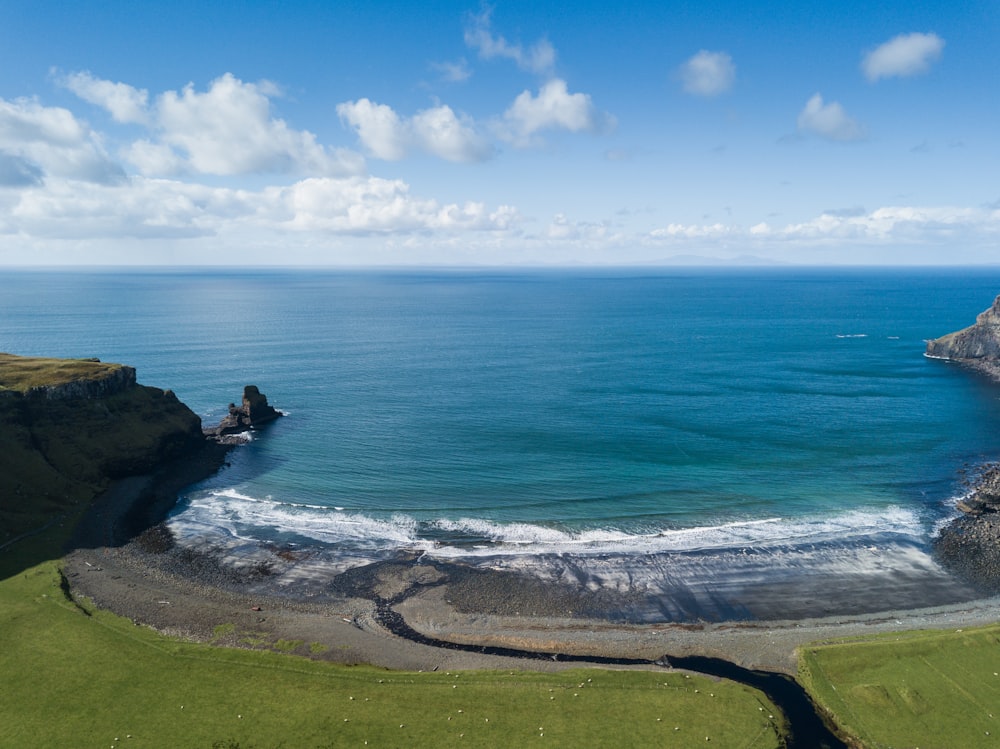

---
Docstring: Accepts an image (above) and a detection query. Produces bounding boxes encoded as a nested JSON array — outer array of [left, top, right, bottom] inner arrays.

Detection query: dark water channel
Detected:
[[374, 597, 847, 749]]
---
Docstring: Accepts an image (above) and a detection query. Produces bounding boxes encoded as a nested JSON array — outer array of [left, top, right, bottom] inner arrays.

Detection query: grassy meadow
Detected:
[[800, 625, 1000, 748], [0, 528, 784, 749]]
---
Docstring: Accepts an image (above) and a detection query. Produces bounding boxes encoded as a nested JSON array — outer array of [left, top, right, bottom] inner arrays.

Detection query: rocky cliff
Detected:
[[0, 354, 208, 544], [928, 296, 1000, 590], [926, 294, 1000, 380]]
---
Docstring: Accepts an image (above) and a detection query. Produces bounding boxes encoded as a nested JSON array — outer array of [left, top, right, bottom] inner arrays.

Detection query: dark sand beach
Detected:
[[64, 458, 1000, 677]]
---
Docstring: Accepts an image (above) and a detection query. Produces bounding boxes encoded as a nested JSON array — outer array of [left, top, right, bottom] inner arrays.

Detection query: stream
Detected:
[[373, 596, 848, 749]]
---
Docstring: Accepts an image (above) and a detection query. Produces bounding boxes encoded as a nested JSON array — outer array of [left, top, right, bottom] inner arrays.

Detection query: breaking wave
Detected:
[[168, 486, 931, 560]]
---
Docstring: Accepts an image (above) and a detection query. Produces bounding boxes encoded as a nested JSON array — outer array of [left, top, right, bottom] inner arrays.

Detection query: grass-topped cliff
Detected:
[[0, 354, 206, 546]]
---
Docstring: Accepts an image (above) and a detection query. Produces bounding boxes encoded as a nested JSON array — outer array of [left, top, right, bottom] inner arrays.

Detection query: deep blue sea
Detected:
[[4, 267, 1000, 619]]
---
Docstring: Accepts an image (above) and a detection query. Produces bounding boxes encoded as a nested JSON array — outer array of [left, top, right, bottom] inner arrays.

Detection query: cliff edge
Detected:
[[926, 294, 1000, 381], [0, 354, 208, 545]]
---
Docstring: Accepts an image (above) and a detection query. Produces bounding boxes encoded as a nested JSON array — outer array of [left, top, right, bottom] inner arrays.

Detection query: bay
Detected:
[[4, 266, 1000, 618]]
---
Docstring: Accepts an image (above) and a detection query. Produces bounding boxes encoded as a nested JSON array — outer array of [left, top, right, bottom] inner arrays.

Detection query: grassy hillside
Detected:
[[0, 535, 784, 748]]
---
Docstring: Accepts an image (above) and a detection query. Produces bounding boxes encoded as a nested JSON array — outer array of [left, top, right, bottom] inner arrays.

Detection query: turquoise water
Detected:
[[4, 267, 1000, 617]]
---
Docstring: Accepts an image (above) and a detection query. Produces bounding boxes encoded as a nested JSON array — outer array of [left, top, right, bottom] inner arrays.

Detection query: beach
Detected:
[[64, 463, 1000, 677]]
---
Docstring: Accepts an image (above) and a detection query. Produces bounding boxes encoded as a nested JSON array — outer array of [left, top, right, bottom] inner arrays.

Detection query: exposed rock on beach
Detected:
[[935, 464, 1000, 593]]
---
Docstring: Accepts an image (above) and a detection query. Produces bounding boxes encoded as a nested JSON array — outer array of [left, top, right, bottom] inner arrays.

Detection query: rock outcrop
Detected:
[[204, 385, 283, 443], [926, 294, 1000, 380], [935, 464, 1000, 594], [928, 297, 1000, 590]]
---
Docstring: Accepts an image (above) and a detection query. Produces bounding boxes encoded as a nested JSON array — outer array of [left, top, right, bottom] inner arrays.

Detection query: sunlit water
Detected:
[[4, 267, 1000, 619]]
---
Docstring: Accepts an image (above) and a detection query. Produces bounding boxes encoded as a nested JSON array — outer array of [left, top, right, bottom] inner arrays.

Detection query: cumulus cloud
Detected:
[[678, 51, 736, 97], [336, 99, 407, 161], [153, 73, 363, 176], [797, 93, 865, 141], [463, 7, 555, 75], [273, 177, 517, 233], [57, 71, 365, 178], [337, 99, 493, 163], [0, 96, 125, 183], [411, 105, 493, 161], [58, 70, 150, 124], [862, 32, 944, 82], [502, 79, 615, 143]]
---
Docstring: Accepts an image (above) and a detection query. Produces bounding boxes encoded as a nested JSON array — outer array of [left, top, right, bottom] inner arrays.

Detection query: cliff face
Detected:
[[926, 295, 1000, 362], [0, 355, 207, 543]]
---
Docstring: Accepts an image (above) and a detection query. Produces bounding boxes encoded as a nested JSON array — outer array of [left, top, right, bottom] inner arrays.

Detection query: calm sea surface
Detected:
[[4, 267, 1000, 618]]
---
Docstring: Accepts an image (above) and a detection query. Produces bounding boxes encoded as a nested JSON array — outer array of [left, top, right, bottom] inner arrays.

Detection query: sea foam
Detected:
[[169, 486, 927, 560]]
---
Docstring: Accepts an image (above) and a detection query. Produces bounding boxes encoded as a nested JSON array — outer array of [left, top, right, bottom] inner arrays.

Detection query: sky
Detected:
[[0, 0, 997, 266]]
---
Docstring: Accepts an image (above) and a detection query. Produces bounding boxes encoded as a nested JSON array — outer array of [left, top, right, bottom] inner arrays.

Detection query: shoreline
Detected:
[[64, 457, 1000, 676]]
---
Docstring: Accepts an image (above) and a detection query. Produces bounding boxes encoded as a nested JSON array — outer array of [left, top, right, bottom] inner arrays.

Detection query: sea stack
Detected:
[[926, 294, 1000, 381], [205, 385, 283, 442]]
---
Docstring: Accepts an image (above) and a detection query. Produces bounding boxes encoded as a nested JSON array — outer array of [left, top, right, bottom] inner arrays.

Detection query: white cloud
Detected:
[[649, 222, 736, 240], [153, 73, 363, 177], [862, 32, 944, 82], [2, 174, 519, 241], [59, 71, 150, 124], [411, 105, 493, 162], [678, 51, 736, 97], [652, 206, 1000, 248], [274, 177, 517, 233], [336, 98, 408, 161], [502, 79, 614, 143], [0, 96, 125, 183], [338, 99, 493, 163], [124, 139, 187, 175], [797, 93, 865, 141], [463, 7, 555, 75], [54, 71, 365, 178], [768, 206, 991, 242]]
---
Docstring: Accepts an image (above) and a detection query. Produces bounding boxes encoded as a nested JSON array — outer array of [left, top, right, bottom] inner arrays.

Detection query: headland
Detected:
[[926, 294, 1000, 590]]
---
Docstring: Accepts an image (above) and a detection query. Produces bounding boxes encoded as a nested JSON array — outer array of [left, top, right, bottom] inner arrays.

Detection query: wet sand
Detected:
[[63, 462, 1000, 676]]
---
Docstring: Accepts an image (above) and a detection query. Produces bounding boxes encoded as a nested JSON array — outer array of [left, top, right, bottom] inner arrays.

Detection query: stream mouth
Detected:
[[373, 595, 847, 749]]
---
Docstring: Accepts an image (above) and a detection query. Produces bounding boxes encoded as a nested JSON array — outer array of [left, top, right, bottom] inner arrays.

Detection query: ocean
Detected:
[[4, 267, 1000, 620]]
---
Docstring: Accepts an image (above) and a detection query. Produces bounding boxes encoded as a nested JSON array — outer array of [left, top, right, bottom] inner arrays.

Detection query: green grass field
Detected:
[[800, 625, 1000, 748], [0, 353, 123, 392], [0, 529, 784, 749]]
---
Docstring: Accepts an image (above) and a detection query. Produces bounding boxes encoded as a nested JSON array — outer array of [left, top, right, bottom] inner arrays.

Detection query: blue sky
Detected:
[[0, 0, 997, 265]]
